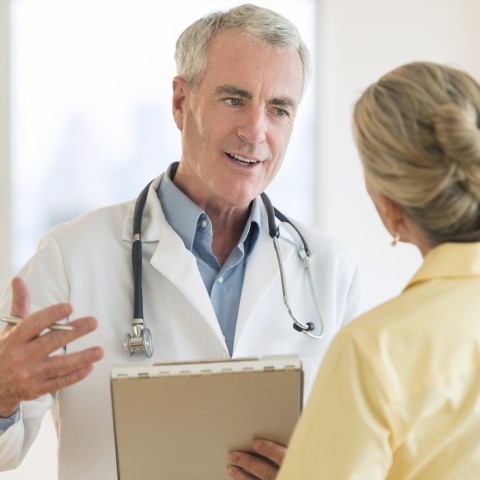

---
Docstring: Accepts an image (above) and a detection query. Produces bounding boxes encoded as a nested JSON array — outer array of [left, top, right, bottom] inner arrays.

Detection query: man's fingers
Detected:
[[41, 347, 104, 393], [252, 439, 287, 467], [11, 303, 74, 343], [10, 276, 31, 319], [32, 315, 99, 355], [39, 346, 104, 382], [18, 347, 104, 401], [228, 450, 280, 480], [227, 463, 257, 480], [48, 365, 96, 391], [42, 365, 96, 396], [228, 440, 286, 480]]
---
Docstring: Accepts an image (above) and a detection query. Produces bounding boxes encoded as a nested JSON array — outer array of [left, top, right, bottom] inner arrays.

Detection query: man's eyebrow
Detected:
[[270, 97, 297, 111], [214, 85, 252, 100]]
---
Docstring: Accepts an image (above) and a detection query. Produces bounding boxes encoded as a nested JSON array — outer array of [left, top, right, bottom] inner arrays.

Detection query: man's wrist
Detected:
[[0, 404, 20, 418], [0, 408, 20, 435]]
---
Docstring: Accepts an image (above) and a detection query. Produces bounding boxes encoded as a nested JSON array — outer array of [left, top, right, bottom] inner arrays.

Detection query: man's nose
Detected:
[[237, 106, 267, 144]]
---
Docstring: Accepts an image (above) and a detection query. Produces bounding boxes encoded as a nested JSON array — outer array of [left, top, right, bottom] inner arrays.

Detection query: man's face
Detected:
[[172, 28, 304, 210]]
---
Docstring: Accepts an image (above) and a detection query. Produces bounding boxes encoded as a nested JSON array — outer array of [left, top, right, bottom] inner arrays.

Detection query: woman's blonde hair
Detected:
[[353, 62, 480, 245]]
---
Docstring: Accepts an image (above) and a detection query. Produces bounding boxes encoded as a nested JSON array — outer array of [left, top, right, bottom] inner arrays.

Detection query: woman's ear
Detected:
[[172, 76, 187, 131], [378, 192, 405, 235]]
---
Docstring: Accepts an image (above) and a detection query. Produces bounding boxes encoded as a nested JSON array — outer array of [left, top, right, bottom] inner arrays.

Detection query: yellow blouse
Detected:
[[278, 243, 480, 479]]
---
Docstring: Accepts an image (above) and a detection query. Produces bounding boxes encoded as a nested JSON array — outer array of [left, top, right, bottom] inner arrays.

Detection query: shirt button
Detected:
[[217, 276, 224, 284], [218, 350, 229, 359], [200, 219, 208, 229]]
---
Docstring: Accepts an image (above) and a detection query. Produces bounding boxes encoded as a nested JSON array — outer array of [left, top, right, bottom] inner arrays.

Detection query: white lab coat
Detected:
[[0, 174, 365, 479]]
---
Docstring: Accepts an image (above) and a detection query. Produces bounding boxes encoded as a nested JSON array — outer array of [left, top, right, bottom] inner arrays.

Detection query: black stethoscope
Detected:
[[124, 181, 325, 357]]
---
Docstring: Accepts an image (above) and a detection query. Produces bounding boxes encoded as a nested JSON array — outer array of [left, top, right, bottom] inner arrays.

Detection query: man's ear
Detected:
[[378, 192, 405, 235], [172, 76, 187, 131]]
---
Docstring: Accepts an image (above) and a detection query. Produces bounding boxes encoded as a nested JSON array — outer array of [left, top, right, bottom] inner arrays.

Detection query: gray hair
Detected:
[[353, 61, 480, 245], [174, 3, 310, 94]]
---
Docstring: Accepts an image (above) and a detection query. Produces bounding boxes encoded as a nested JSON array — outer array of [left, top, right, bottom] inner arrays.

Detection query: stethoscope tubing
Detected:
[[125, 180, 154, 357], [125, 181, 324, 357], [260, 193, 324, 339]]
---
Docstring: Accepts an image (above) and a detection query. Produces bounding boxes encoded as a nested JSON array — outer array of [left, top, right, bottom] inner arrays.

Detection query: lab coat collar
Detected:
[[122, 174, 165, 243]]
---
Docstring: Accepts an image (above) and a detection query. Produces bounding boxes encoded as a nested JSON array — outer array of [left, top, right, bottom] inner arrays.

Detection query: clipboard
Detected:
[[110, 355, 303, 480]]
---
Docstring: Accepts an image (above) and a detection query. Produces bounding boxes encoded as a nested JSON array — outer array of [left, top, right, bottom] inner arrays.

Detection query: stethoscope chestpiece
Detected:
[[124, 321, 153, 358]]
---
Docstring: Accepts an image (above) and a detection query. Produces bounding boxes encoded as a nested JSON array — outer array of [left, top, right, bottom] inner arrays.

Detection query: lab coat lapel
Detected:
[[234, 217, 296, 344], [150, 228, 229, 347], [122, 176, 224, 343], [149, 226, 220, 331]]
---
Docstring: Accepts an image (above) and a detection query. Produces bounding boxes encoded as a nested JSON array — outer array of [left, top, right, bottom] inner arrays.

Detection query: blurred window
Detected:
[[11, 0, 317, 269]]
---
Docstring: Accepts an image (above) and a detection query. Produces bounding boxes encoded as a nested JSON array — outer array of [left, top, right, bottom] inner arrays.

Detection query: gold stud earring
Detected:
[[391, 232, 400, 247]]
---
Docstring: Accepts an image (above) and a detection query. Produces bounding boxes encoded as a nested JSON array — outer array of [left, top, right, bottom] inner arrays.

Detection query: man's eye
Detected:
[[225, 98, 241, 106], [275, 108, 289, 117]]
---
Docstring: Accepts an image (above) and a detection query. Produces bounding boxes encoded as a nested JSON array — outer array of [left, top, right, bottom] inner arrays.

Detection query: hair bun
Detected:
[[433, 103, 480, 164], [433, 103, 480, 200]]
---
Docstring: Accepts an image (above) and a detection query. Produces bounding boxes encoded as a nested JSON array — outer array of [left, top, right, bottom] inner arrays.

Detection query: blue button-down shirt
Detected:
[[158, 163, 260, 355]]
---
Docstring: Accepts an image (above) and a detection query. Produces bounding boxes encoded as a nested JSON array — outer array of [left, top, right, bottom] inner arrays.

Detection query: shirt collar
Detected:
[[157, 162, 261, 254], [239, 197, 261, 256], [404, 242, 480, 292]]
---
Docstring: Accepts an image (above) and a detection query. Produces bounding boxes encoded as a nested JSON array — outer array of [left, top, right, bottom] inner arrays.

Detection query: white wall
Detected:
[[2, 0, 480, 478], [0, 0, 11, 292], [316, 0, 480, 309]]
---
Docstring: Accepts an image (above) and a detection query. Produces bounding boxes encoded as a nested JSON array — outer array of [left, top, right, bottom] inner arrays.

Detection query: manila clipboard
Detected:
[[110, 355, 303, 480]]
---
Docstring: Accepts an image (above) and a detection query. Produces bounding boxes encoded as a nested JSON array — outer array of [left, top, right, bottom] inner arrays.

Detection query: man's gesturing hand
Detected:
[[0, 277, 104, 417]]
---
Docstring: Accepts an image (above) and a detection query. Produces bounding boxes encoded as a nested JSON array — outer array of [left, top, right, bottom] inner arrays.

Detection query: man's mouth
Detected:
[[226, 152, 259, 165]]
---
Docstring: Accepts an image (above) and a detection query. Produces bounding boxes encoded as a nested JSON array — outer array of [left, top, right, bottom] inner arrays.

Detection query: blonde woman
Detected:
[[277, 62, 480, 479]]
